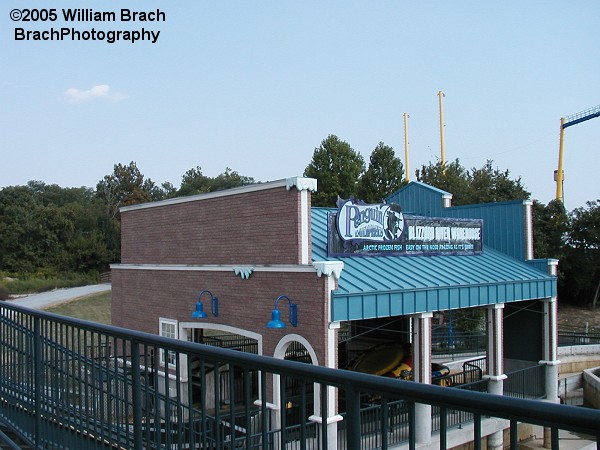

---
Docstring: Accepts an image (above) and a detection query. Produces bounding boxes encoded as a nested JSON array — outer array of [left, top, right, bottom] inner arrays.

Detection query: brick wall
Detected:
[[113, 181, 335, 367], [111, 268, 330, 364], [120, 186, 303, 265]]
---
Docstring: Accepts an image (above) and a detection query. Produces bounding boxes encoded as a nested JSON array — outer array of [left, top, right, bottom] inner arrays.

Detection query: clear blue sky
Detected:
[[1, 1, 598, 210]]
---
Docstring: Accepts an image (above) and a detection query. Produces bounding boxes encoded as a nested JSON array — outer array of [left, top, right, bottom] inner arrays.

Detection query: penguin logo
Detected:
[[385, 204, 404, 241]]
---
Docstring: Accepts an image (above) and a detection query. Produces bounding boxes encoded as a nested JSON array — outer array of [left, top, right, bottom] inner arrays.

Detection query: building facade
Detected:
[[111, 177, 559, 448]]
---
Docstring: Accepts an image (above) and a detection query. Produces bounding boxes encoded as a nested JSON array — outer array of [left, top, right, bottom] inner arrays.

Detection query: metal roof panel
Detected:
[[311, 208, 556, 321]]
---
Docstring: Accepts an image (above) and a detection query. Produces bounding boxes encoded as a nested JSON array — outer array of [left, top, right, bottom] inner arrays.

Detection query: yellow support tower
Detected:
[[404, 112, 410, 182], [438, 91, 446, 169], [555, 104, 600, 203]]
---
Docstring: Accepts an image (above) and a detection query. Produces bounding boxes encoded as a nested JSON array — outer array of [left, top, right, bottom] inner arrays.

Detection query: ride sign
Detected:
[[328, 198, 483, 257]]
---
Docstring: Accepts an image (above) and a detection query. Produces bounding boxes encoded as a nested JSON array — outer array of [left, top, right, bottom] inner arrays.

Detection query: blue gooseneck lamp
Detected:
[[192, 290, 219, 319], [266, 295, 298, 328]]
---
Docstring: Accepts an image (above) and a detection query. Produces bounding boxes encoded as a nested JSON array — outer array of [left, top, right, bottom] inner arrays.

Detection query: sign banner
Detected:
[[328, 198, 483, 257]]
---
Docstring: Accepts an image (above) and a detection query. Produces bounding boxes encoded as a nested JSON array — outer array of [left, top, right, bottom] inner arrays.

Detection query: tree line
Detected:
[[1, 135, 598, 306]]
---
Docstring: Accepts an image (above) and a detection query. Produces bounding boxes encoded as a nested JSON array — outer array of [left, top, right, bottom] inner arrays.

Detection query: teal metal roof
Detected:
[[311, 208, 557, 322]]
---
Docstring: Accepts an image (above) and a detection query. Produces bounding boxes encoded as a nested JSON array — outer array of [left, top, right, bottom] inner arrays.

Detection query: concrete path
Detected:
[[6, 284, 111, 309]]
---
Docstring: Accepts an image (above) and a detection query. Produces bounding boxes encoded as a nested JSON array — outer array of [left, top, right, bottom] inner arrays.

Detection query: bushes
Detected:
[[0, 272, 98, 296]]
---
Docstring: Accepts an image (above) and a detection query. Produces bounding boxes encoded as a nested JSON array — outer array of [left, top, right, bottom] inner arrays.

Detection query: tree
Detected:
[[178, 166, 212, 196], [465, 160, 530, 204], [0, 182, 118, 274], [559, 200, 600, 306], [532, 199, 568, 260], [415, 159, 530, 206], [177, 166, 255, 197], [357, 142, 406, 203], [95, 162, 155, 219], [415, 159, 470, 204], [304, 135, 365, 207], [209, 168, 255, 192]]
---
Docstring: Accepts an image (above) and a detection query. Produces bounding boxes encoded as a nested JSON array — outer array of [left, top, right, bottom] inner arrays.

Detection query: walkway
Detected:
[[6, 284, 111, 309]]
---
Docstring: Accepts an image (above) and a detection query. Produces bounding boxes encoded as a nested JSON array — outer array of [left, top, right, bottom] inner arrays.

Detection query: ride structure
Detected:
[[555, 104, 600, 203]]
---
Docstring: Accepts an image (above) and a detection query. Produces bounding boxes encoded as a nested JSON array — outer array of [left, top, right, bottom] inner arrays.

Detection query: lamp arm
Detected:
[[274, 295, 297, 327], [198, 290, 213, 301]]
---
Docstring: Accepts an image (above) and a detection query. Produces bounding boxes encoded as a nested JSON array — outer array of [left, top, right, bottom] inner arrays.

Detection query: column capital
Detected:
[[539, 359, 561, 366], [487, 303, 505, 310], [483, 374, 508, 382], [308, 414, 344, 425], [409, 312, 434, 319], [286, 177, 317, 192]]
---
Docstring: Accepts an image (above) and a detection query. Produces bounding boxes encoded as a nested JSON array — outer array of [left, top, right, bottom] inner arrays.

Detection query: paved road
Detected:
[[7, 284, 112, 309]]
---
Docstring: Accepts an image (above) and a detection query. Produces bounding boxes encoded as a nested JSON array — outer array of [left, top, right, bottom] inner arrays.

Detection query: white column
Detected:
[[411, 312, 433, 444], [540, 296, 560, 402], [485, 304, 506, 450], [286, 176, 317, 265], [540, 260, 560, 403], [310, 261, 344, 449]]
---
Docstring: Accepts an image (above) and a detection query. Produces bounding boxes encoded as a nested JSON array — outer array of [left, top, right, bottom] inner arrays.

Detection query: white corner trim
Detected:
[[524, 200, 534, 260], [286, 177, 317, 192], [313, 261, 344, 280], [300, 189, 310, 264], [234, 266, 254, 279], [442, 193, 453, 208]]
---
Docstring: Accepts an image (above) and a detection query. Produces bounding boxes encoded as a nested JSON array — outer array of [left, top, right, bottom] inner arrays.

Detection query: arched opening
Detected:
[[273, 335, 319, 432], [180, 323, 262, 412]]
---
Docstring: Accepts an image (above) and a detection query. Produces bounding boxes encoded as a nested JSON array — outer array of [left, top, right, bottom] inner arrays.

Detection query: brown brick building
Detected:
[[111, 177, 559, 448]]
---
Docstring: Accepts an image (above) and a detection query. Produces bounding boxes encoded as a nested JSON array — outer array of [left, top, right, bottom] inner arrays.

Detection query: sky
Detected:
[[1, 1, 599, 211]]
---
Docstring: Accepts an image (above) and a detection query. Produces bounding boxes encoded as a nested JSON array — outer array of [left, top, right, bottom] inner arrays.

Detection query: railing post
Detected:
[[131, 340, 143, 450], [33, 316, 42, 449], [345, 383, 361, 450]]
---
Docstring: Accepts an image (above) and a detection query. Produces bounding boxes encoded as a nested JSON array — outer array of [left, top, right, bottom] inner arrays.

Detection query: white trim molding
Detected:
[[111, 263, 318, 274]]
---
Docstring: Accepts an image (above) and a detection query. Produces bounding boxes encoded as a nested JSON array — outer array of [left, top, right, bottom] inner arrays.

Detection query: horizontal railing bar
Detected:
[[2, 302, 600, 441]]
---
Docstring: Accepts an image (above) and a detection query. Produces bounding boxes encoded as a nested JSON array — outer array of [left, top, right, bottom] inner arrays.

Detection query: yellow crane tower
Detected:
[[556, 104, 600, 203]]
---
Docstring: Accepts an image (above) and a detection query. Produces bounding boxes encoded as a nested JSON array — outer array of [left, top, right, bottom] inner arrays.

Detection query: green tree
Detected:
[[415, 159, 470, 204], [0, 182, 118, 274], [559, 200, 600, 306], [415, 159, 529, 206], [465, 160, 530, 204], [304, 135, 365, 207], [178, 166, 212, 196], [357, 142, 406, 203], [178, 166, 255, 196], [532, 199, 568, 260], [209, 168, 255, 192], [95, 161, 156, 219]]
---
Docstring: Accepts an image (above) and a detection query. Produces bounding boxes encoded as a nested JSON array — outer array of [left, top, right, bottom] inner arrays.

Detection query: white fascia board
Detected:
[[120, 178, 291, 213], [110, 263, 318, 274]]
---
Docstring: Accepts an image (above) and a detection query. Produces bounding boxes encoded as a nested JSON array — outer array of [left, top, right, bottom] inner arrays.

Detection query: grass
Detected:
[[43, 291, 112, 325], [1, 273, 99, 296]]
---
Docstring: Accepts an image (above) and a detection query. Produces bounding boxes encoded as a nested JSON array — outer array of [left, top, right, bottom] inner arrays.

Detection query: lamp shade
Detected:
[[266, 309, 286, 328], [191, 301, 208, 319]]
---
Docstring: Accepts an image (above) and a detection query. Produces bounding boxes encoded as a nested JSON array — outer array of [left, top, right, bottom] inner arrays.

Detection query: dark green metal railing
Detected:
[[1, 302, 600, 450]]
